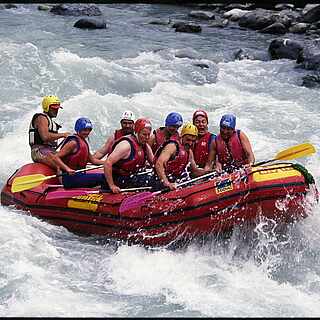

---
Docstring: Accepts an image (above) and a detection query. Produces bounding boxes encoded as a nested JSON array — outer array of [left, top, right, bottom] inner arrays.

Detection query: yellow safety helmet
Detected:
[[181, 122, 198, 137], [42, 95, 61, 113]]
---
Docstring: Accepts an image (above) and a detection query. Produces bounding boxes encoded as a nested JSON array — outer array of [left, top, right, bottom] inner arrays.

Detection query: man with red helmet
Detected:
[[103, 118, 154, 193], [93, 110, 135, 160], [192, 109, 216, 169]]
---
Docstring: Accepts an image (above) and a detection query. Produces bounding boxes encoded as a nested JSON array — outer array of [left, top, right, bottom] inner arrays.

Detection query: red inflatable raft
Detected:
[[1, 162, 318, 247]]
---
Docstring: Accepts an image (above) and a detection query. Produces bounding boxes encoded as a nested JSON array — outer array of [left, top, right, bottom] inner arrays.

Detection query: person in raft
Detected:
[[204, 114, 255, 173], [93, 110, 135, 160], [148, 112, 183, 153], [55, 117, 107, 189], [153, 123, 207, 191], [103, 118, 154, 194], [192, 109, 216, 169], [29, 95, 70, 169]]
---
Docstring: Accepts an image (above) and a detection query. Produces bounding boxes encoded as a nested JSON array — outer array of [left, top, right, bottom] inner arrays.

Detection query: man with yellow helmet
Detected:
[[29, 95, 70, 168], [153, 122, 206, 191]]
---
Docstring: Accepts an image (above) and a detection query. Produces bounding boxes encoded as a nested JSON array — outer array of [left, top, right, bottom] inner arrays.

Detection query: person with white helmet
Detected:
[[93, 110, 135, 160], [153, 122, 206, 191], [29, 95, 71, 169]]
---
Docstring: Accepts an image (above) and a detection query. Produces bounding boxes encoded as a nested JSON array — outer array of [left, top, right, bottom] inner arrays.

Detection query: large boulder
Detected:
[[238, 10, 277, 30], [50, 4, 102, 16], [275, 4, 295, 11], [223, 9, 251, 21], [260, 22, 287, 34], [289, 22, 310, 33], [268, 38, 304, 60], [301, 4, 320, 23], [74, 18, 106, 29], [296, 43, 320, 70], [301, 74, 320, 87]]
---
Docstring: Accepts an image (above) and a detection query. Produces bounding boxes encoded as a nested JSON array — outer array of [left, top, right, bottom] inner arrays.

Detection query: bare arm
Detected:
[[88, 153, 105, 166], [103, 141, 131, 193], [147, 133, 155, 149], [145, 143, 154, 165], [204, 140, 217, 171], [54, 140, 78, 174], [35, 115, 69, 144], [240, 131, 255, 165], [93, 136, 114, 160], [154, 143, 177, 190]]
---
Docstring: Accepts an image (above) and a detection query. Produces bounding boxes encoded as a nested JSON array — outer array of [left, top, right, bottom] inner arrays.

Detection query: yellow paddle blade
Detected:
[[11, 174, 49, 193], [275, 142, 316, 161]]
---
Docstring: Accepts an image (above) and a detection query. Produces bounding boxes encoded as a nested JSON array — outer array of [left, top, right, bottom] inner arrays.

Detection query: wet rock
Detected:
[[208, 19, 229, 28], [148, 18, 171, 25], [223, 9, 251, 21], [188, 10, 215, 20], [38, 5, 51, 11], [74, 18, 106, 29], [224, 3, 255, 10], [0, 4, 17, 9], [50, 4, 102, 16], [238, 10, 277, 30], [289, 23, 310, 34], [260, 22, 287, 35], [173, 22, 201, 33], [268, 38, 304, 60], [296, 43, 320, 70], [193, 62, 209, 69], [275, 4, 295, 11], [301, 74, 320, 87], [301, 4, 320, 23]]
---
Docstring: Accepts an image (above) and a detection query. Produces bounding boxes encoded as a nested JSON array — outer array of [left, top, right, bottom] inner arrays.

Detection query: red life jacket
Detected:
[[152, 127, 180, 153], [154, 140, 189, 178], [106, 129, 127, 155], [61, 134, 89, 170], [193, 132, 215, 168], [112, 134, 147, 176], [215, 130, 246, 168]]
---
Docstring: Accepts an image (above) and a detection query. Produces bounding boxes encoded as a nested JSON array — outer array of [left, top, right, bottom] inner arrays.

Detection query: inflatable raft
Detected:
[[1, 161, 318, 246]]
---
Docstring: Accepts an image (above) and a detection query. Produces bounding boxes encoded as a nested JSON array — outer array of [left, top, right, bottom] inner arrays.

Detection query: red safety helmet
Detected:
[[192, 109, 208, 123], [134, 118, 152, 134]]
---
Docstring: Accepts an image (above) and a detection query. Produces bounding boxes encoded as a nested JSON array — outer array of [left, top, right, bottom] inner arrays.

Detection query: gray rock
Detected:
[[301, 74, 320, 87], [208, 19, 229, 28], [38, 5, 50, 11], [238, 10, 277, 30], [275, 4, 295, 11], [289, 23, 309, 34], [74, 18, 106, 29], [260, 22, 287, 34], [148, 18, 171, 25], [301, 4, 320, 23], [174, 23, 202, 33], [0, 4, 17, 9], [268, 38, 304, 60], [188, 10, 215, 20], [223, 9, 251, 21], [50, 4, 102, 16]]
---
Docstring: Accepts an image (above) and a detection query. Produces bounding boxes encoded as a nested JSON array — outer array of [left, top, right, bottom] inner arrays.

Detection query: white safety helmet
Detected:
[[121, 110, 135, 122]]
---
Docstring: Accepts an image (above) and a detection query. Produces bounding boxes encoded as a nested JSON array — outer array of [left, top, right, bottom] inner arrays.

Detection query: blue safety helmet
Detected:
[[220, 114, 236, 130], [75, 117, 93, 133], [165, 112, 183, 127]]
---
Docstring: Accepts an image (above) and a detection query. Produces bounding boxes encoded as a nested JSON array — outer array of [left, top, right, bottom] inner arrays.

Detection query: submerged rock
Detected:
[[301, 74, 320, 87], [173, 22, 202, 33], [50, 4, 102, 16], [74, 18, 107, 29]]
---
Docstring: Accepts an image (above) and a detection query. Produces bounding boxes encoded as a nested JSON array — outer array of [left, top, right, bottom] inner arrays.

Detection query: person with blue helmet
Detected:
[[54, 117, 106, 189], [204, 114, 255, 173], [148, 112, 183, 153]]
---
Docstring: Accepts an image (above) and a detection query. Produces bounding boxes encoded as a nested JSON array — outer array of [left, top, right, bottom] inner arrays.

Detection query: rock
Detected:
[[275, 4, 295, 11], [38, 5, 50, 11], [0, 4, 17, 9], [74, 18, 106, 29], [296, 44, 320, 70], [50, 4, 102, 16], [193, 63, 209, 69], [260, 22, 287, 34], [148, 18, 171, 25], [223, 9, 251, 21], [238, 10, 277, 30], [301, 4, 320, 23], [289, 22, 309, 34], [188, 10, 215, 20], [174, 23, 202, 33], [224, 3, 255, 10], [268, 38, 304, 60], [301, 74, 320, 87], [208, 19, 229, 28]]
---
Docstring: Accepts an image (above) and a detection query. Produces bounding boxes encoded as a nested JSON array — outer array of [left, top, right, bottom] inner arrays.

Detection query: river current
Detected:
[[0, 4, 319, 317]]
